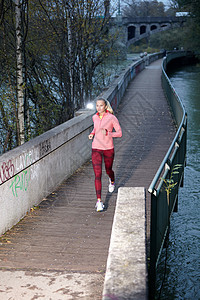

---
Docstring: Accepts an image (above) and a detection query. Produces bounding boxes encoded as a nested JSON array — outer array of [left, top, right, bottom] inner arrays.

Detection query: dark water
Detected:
[[156, 64, 200, 299]]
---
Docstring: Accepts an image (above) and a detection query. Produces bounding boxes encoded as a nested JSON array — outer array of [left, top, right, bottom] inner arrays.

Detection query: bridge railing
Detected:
[[122, 16, 187, 24], [148, 51, 188, 298]]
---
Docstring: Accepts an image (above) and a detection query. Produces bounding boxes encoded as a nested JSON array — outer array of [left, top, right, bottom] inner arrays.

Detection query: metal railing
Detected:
[[148, 52, 187, 298]]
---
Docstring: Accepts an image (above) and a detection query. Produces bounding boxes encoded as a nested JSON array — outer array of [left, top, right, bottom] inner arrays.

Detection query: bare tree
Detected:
[[15, 0, 25, 144], [0, 0, 117, 152], [123, 0, 165, 18]]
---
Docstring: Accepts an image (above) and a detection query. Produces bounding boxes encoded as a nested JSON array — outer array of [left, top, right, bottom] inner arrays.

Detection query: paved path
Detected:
[[0, 59, 175, 299]]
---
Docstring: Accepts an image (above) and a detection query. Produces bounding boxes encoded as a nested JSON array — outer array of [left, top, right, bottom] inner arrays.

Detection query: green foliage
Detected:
[[175, 0, 200, 51], [148, 22, 200, 51], [161, 164, 182, 200], [128, 39, 160, 53], [149, 28, 184, 50]]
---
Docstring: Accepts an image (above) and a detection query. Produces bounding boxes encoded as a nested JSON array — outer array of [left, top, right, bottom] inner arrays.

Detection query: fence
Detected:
[[148, 51, 188, 298]]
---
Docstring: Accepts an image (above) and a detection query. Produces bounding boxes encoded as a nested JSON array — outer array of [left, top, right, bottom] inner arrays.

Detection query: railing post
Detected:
[[149, 192, 157, 299]]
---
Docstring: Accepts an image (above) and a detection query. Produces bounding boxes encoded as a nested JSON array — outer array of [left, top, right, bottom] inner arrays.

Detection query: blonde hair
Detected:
[[97, 97, 114, 114]]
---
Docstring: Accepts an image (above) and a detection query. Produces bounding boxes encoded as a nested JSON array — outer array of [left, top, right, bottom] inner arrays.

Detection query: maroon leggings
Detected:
[[92, 148, 115, 199]]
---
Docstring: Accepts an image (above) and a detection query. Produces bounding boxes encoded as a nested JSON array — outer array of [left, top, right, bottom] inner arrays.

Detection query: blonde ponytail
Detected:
[[97, 97, 114, 115], [106, 100, 114, 115]]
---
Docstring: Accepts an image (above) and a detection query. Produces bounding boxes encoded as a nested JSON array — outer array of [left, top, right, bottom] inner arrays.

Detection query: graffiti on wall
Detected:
[[40, 139, 51, 157], [9, 169, 31, 197], [111, 96, 118, 111], [9, 153, 31, 197], [1, 139, 51, 197], [0, 160, 15, 184]]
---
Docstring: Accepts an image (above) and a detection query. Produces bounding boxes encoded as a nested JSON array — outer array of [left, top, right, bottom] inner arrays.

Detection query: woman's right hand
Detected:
[[88, 134, 93, 140]]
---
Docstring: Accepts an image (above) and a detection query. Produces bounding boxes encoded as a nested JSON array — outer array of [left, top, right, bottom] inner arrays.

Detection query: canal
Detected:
[[156, 63, 200, 299]]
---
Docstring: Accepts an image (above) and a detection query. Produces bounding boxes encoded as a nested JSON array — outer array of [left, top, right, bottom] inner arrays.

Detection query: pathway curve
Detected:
[[0, 59, 175, 300]]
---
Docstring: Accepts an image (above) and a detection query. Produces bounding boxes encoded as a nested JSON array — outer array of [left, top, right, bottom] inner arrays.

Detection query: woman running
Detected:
[[88, 97, 122, 212]]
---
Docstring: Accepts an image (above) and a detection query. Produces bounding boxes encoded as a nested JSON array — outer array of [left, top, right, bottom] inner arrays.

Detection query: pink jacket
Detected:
[[90, 111, 122, 150]]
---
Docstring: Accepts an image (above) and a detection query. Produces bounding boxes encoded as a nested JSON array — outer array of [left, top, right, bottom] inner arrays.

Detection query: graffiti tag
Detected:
[[9, 153, 31, 197], [0, 160, 15, 184], [9, 169, 31, 197], [39, 139, 51, 157]]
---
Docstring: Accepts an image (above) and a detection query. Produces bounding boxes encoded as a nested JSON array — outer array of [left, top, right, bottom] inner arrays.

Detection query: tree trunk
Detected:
[[66, 9, 74, 114], [15, 0, 25, 145], [104, 0, 110, 18]]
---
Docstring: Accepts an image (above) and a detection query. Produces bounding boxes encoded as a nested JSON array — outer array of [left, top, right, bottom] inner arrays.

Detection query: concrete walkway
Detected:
[[0, 59, 175, 299]]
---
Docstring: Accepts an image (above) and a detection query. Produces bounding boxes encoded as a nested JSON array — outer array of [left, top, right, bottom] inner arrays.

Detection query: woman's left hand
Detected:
[[101, 129, 107, 136]]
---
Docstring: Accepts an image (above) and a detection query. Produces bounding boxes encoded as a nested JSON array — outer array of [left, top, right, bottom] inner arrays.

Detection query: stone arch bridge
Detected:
[[110, 16, 187, 47]]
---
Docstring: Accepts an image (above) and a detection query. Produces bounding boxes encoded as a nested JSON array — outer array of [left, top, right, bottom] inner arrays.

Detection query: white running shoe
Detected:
[[95, 201, 104, 212], [109, 178, 115, 193]]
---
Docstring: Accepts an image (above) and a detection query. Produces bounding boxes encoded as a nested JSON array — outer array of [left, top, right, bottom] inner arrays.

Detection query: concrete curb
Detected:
[[102, 187, 148, 300]]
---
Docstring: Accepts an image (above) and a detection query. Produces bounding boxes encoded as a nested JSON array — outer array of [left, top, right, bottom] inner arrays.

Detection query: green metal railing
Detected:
[[148, 52, 187, 298]]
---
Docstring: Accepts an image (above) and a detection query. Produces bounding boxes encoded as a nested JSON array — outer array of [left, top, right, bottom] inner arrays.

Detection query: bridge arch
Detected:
[[140, 25, 146, 35], [150, 24, 157, 31], [111, 16, 187, 47], [161, 23, 169, 28], [128, 25, 136, 40]]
